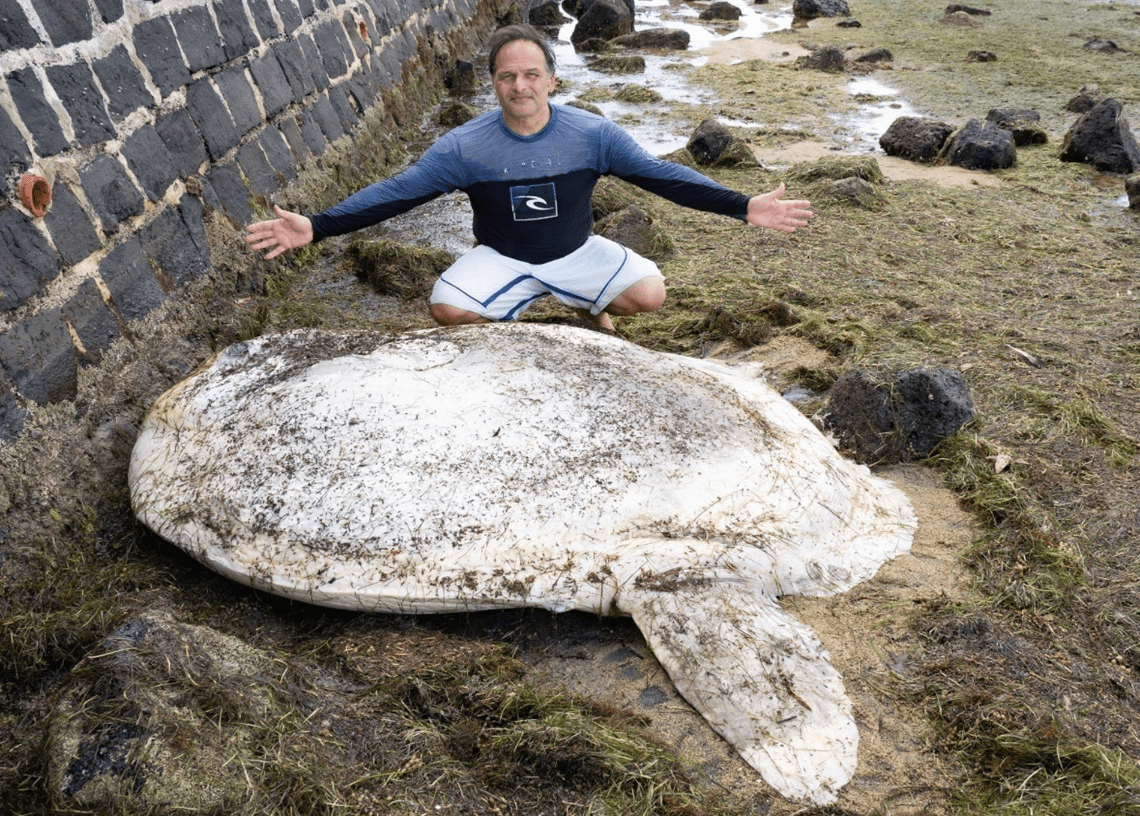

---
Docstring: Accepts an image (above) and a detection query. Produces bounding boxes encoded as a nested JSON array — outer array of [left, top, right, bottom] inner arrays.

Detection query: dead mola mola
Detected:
[[129, 322, 917, 804]]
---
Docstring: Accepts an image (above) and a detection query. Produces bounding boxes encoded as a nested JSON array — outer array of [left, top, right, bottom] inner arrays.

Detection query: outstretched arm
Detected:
[[746, 183, 813, 233], [245, 205, 314, 259]]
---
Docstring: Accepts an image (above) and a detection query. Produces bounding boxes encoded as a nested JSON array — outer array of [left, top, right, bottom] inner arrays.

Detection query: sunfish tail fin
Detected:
[[625, 585, 856, 804]]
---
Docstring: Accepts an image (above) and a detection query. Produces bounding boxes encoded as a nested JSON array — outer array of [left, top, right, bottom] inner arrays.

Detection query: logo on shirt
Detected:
[[511, 183, 558, 221]]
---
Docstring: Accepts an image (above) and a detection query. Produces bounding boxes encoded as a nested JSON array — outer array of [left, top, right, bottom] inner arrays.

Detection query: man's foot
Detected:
[[574, 308, 615, 332], [591, 312, 615, 331]]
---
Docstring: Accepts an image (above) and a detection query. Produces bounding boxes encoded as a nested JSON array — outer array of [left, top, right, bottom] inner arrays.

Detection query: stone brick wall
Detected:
[[0, 0, 497, 441]]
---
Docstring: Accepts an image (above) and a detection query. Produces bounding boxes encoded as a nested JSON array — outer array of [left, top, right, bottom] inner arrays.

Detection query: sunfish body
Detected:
[[129, 323, 917, 804]]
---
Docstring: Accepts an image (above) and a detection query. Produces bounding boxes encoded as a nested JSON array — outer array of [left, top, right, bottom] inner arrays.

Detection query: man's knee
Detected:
[[430, 303, 491, 325], [607, 276, 666, 316]]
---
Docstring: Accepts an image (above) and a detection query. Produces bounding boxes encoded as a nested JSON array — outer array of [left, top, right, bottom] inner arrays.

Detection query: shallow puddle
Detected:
[[546, 1, 930, 160]]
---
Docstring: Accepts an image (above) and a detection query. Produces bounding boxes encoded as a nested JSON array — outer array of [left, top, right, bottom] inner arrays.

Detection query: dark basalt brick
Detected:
[[313, 19, 353, 80], [326, 83, 360, 131], [258, 128, 297, 183], [214, 0, 259, 61], [62, 278, 121, 364], [236, 142, 279, 197], [93, 45, 153, 121], [0, 103, 32, 199], [392, 25, 418, 66], [45, 62, 116, 147], [184, 76, 239, 160], [0, 308, 77, 405], [79, 153, 145, 234], [278, 0, 303, 33], [374, 36, 407, 88], [132, 15, 191, 97], [172, 5, 227, 72], [203, 162, 253, 226], [214, 66, 262, 139], [139, 198, 211, 287], [298, 34, 330, 91], [344, 10, 369, 59], [248, 0, 279, 39], [94, 0, 124, 24], [297, 108, 329, 156], [347, 72, 379, 111], [250, 52, 295, 118], [0, 0, 42, 49], [44, 180, 102, 266], [0, 207, 63, 313], [122, 124, 179, 202], [177, 194, 210, 261], [99, 238, 168, 322], [309, 94, 345, 142], [278, 116, 310, 163], [197, 172, 223, 215], [37, 0, 94, 46], [274, 39, 319, 101], [155, 108, 209, 178], [365, 0, 395, 39], [7, 67, 70, 156]]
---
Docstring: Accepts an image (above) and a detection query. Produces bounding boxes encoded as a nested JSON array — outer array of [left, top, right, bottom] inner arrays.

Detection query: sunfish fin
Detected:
[[625, 585, 856, 804]]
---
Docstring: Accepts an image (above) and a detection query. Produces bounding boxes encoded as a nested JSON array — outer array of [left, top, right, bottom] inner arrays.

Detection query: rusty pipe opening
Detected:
[[19, 174, 52, 217]]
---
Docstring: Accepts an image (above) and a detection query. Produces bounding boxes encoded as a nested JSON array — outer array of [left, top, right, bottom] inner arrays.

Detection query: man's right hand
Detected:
[[245, 204, 314, 259]]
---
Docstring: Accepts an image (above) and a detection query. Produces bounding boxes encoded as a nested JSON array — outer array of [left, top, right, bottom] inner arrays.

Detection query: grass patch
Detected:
[[766, 0, 1140, 132], [933, 433, 1087, 613], [347, 238, 456, 300], [915, 596, 1140, 816], [953, 733, 1140, 816], [369, 645, 730, 816]]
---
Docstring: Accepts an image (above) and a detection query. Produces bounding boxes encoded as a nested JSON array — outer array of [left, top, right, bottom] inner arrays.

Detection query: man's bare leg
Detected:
[[575, 275, 665, 330], [604, 276, 667, 320], [431, 276, 664, 330], [430, 303, 490, 325]]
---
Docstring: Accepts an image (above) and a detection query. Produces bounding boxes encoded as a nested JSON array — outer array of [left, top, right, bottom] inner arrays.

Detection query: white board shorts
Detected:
[[429, 235, 663, 321]]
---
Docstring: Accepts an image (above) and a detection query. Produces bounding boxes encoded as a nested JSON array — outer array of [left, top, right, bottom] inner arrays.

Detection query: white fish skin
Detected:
[[129, 323, 917, 804]]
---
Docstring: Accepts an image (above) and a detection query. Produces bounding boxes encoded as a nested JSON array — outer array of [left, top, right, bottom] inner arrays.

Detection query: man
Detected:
[[246, 24, 813, 330]]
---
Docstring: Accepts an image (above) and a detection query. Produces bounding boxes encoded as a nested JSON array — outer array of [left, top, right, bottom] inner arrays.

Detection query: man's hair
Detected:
[[486, 24, 556, 76]]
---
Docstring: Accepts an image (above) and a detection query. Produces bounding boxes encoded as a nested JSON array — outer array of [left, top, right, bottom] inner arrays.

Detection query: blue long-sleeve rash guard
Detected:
[[308, 103, 752, 265]]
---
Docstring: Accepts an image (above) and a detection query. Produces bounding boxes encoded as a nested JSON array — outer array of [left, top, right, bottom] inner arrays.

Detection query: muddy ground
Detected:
[[3, 0, 1139, 814]]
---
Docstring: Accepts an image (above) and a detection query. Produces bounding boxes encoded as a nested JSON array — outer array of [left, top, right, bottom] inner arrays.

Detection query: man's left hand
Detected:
[[746, 183, 813, 233]]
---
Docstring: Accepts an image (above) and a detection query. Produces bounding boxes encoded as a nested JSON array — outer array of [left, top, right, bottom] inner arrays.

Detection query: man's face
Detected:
[[492, 39, 556, 133]]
